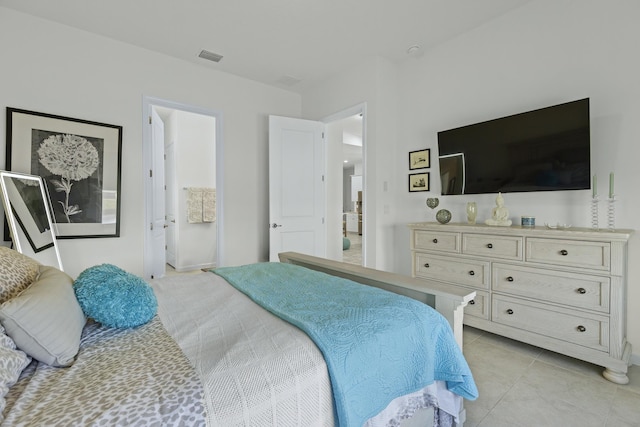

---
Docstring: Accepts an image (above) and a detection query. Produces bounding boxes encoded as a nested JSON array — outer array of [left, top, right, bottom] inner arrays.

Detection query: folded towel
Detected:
[[203, 188, 216, 223], [187, 188, 203, 223]]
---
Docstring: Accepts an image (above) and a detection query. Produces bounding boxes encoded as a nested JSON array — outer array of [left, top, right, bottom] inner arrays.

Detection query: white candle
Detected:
[[609, 172, 614, 198], [592, 175, 597, 198]]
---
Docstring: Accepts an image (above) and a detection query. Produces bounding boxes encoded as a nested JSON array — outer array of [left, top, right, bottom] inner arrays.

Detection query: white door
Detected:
[[150, 108, 166, 278], [165, 142, 176, 268], [269, 116, 325, 262]]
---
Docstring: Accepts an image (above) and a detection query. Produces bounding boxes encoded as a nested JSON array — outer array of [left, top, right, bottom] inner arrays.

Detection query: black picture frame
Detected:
[[409, 149, 430, 170], [409, 172, 430, 192], [6, 107, 122, 239]]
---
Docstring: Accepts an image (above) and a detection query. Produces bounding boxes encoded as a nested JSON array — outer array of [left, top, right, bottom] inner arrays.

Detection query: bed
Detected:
[[0, 249, 477, 427]]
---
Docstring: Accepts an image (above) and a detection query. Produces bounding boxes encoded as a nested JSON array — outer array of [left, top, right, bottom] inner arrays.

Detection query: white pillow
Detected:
[[0, 325, 31, 423], [0, 266, 86, 367]]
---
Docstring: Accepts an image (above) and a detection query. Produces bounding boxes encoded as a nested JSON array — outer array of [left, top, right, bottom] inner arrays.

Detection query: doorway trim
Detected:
[[142, 95, 224, 278], [322, 102, 367, 267]]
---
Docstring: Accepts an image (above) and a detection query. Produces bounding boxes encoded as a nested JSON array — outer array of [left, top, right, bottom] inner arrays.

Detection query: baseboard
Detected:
[[174, 262, 216, 272], [630, 353, 640, 366]]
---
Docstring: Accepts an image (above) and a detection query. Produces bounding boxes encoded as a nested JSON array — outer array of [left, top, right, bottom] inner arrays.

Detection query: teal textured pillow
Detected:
[[73, 264, 157, 329]]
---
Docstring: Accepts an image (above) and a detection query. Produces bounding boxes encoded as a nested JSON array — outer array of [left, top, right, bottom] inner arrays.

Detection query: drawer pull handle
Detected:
[[577, 288, 586, 294], [424, 263, 430, 268], [469, 300, 475, 305], [432, 238, 438, 244], [507, 276, 514, 282], [577, 325, 586, 332], [486, 243, 493, 249], [560, 249, 568, 256], [506, 309, 514, 315], [468, 270, 475, 276]]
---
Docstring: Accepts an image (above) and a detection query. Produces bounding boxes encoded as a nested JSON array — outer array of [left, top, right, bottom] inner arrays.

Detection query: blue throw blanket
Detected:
[[213, 263, 477, 427]]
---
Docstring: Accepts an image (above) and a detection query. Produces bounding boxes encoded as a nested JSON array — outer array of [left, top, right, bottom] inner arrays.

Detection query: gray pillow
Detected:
[[0, 266, 86, 367]]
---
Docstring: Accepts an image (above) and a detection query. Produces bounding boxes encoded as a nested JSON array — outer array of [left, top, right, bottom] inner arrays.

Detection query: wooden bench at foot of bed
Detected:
[[278, 252, 475, 349]]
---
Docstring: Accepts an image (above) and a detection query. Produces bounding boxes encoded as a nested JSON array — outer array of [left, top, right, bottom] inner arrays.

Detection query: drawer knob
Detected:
[[577, 287, 587, 294], [507, 276, 514, 282], [469, 270, 475, 276], [423, 263, 430, 268], [577, 325, 586, 332], [486, 243, 493, 249], [469, 300, 475, 305], [432, 238, 438, 244], [560, 249, 568, 256], [506, 309, 514, 315]]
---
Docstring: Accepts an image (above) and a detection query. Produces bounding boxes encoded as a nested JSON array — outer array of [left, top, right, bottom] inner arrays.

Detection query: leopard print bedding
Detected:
[[3, 316, 206, 426], [0, 247, 40, 304]]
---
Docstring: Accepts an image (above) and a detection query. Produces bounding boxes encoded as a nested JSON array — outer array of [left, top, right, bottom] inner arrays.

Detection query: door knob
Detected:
[[271, 223, 283, 229]]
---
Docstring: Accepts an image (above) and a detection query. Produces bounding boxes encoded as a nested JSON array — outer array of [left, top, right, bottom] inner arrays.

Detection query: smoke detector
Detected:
[[406, 45, 421, 56]]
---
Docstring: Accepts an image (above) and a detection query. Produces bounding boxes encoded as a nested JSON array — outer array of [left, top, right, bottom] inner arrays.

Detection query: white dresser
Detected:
[[409, 222, 634, 384]]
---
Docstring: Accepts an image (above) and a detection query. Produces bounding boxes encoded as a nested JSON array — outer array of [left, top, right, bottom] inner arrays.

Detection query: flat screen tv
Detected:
[[437, 98, 590, 195]]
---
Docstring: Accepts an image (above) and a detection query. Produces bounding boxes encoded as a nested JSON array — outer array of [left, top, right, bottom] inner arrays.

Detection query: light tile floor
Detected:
[[463, 326, 640, 426], [343, 232, 362, 265]]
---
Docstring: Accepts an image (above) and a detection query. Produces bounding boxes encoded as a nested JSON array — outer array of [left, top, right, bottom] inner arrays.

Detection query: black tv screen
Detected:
[[438, 98, 590, 195]]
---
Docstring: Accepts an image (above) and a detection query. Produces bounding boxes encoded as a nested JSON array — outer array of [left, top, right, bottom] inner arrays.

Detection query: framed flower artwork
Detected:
[[6, 108, 122, 239]]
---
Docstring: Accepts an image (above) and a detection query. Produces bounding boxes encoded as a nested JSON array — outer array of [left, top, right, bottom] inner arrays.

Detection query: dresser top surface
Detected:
[[408, 222, 634, 241]]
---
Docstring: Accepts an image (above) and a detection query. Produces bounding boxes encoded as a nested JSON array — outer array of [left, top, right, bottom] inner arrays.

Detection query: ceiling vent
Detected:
[[198, 50, 223, 63]]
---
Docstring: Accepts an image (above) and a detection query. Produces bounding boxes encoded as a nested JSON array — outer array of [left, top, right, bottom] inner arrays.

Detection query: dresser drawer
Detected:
[[414, 252, 489, 289], [492, 295, 609, 352], [463, 233, 523, 260], [492, 264, 610, 313], [466, 290, 489, 319], [413, 230, 460, 253], [526, 238, 610, 271]]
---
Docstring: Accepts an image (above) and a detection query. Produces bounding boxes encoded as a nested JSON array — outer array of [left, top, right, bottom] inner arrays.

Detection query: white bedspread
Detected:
[[152, 272, 461, 427], [152, 272, 335, 426]]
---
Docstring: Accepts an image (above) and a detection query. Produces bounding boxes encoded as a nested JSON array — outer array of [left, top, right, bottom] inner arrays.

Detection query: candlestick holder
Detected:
[[591, 196, 599, 230], [607, 195, 616, 231]]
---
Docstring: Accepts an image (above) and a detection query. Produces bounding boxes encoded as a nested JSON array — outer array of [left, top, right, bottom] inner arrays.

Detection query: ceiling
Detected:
[[0, 0, 532, 93]]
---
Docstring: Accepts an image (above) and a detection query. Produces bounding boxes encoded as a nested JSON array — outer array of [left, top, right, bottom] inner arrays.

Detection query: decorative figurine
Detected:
[[466, 202, 477, 225], [485, 192, 512, 226]]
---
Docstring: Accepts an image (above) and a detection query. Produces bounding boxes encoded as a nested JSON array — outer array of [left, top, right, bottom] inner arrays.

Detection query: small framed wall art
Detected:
[[409, 149, 430, 170], [409, 172, 430, 192]]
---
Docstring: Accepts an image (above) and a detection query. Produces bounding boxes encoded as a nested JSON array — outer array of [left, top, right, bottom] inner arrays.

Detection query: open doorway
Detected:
[[339, 115, 363, 266], [142, 97, 223, 279], [324, 103, 366, 266]]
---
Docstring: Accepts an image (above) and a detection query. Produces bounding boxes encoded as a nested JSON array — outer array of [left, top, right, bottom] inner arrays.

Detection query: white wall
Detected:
[[302, 0, 640, 363], [3, 1, 639, 363], [174, 110, 217, 271], [0, 7, 301, 277], [302, 56, 398, 270], [391, 0, 640, 362]]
